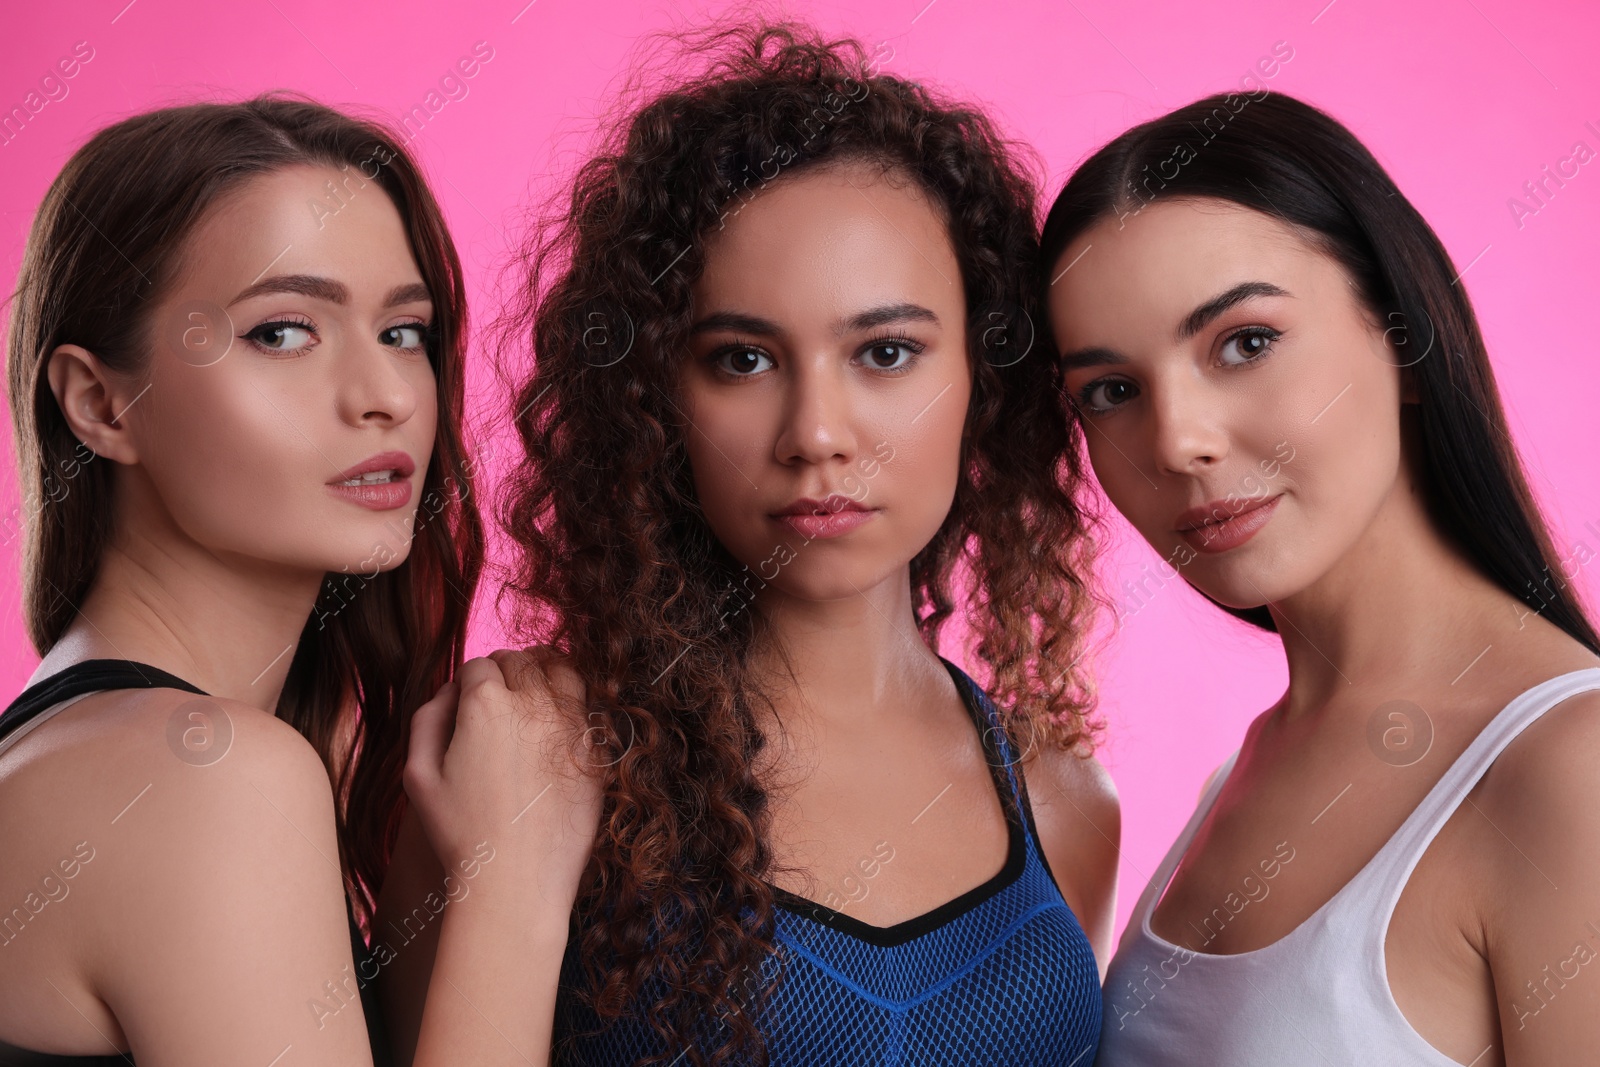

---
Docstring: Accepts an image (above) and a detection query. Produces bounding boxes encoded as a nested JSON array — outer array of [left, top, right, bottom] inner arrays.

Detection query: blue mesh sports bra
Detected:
[[552, 657, 1103, 1066], [0, 659, 392, 1067]]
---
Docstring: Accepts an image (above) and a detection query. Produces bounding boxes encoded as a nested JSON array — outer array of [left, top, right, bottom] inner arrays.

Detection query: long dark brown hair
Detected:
[[497, 20, 1100, 1067], [1039, 90, 1599, 655], [4, 93, 485, 930]]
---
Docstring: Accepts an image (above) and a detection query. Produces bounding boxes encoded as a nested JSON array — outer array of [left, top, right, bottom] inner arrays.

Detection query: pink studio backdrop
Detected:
[[1, 0, 1596, 942]]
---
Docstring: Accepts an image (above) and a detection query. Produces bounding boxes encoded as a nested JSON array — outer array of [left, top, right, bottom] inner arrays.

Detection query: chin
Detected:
[[1184, 555, 1308, 611], [762, 560, 907, 604]]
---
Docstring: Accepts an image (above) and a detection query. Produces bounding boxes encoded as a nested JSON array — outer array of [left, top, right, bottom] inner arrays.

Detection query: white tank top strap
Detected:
[[1336, 666, 1600, 922]]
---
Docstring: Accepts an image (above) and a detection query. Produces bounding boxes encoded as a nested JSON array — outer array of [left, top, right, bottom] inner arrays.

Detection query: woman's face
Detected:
[[125, 163, 438, 576], [681, 161, 970, 606], [1047, 197, 1410, 609]]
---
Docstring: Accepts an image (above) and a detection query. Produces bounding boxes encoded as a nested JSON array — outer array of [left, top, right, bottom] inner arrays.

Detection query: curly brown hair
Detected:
[[495, 19, 1100, 1067]]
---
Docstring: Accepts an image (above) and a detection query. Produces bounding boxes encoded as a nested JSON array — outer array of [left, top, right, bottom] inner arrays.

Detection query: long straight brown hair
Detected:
[[4, 93, 484, 929]]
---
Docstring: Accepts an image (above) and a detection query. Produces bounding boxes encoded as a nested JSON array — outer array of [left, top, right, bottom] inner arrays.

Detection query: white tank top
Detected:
[[1095, 666, 1600, 1066]]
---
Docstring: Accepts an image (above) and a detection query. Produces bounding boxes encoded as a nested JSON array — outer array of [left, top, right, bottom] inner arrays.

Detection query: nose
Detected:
[[773, 358, 856, 467], [336, 332, 420, 427], [1148, 376, 1228, 475]]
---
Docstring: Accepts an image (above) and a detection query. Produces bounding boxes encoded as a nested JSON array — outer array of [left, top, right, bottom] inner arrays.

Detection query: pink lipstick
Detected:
[[1174, 494, 1280, 554], [327, 449, 417, 511], [771, 496, 878, 541]]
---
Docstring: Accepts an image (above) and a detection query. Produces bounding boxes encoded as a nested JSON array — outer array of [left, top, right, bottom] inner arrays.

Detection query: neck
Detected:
[[39, 476, 323, 713], [749, 568, 947, 727], [1267, 470, 1547, 713]]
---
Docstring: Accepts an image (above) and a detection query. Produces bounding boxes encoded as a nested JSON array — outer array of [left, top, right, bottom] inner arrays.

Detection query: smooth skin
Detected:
[[377, 160, 1120, 1065], [1048, 196, 1600, 1066], [0, 163, 590, 1066]]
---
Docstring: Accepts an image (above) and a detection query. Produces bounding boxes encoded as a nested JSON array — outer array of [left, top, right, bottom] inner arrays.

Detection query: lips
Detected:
[[328, 449, 416, 485], [325, 449, 418, 512], [770, 496, 878, 541], [1174, 494, 1281, 554], [772, 495, 867, 518]]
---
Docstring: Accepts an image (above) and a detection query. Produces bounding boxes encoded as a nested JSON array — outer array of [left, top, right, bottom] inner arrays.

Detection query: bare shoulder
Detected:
[[1020, 739, 1121, 841], [1019, 739, 1121, 967], [1475, 684, 1600, 837], [0, 684, 333, 826], [0, 688, 375, 1062], [1465, 680, 1600, 1056], [9, 684, 344, 897]]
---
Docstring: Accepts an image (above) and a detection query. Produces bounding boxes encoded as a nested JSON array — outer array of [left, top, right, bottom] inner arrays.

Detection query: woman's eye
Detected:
[[859, 341, 919, 371], [1079, 378, 1138, 415], [1219, 327, 1279, 366], [715, 347, 773, 376], [243, 321, 315, 353], [381, 324, 428, 350]]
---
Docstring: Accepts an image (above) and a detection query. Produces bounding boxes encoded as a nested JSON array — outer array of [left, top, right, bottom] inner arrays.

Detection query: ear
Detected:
[[45, 344, 141, 465]]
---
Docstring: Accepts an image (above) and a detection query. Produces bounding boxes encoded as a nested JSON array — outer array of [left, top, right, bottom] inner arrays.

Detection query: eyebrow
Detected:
[[1176, 281, 1291, 341], [227, 275, 432, 309], [688, 302, 940, 339], [1057, 280, 1291, 370]]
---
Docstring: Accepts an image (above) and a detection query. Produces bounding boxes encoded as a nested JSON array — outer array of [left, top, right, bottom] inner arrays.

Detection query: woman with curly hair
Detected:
[[378, 20, 1118, 1067]]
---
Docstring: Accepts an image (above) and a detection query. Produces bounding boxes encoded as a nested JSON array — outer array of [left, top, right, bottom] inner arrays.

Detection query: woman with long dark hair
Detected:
[[0, 94, 590, 1066], [379, 22, 1118, 1067], [1040, 90, 1600, 1065]]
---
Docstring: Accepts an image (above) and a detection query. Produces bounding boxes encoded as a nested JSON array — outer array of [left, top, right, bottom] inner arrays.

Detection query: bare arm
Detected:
[[386, 652, 601, 1067], [1483, 692, 1600, 1066]]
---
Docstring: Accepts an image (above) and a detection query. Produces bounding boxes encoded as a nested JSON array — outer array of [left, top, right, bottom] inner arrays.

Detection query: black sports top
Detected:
[[0, 659, 393, 1067]]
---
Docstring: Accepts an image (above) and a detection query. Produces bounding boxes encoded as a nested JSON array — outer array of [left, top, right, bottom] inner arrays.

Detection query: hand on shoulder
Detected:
[[403, 648, 602, 910]]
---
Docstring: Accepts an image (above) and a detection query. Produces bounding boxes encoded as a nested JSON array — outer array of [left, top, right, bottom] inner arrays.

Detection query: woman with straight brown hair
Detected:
[[0, 94, 596, 1067]]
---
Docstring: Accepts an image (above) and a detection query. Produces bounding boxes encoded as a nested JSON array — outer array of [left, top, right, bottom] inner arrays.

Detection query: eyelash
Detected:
[[1072, 325, 1281, 418], [239, 317, 435, 357], [858, 333, 926, 374], [241, 316, 318, 356], [707, 334, 928, 379]]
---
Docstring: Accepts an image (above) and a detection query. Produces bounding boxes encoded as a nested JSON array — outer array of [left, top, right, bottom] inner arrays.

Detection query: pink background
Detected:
[[2, 0, 1596, 941]]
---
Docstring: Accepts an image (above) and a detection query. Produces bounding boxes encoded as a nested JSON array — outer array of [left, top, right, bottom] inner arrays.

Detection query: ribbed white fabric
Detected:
[[1095, 667, 1600, 1067]]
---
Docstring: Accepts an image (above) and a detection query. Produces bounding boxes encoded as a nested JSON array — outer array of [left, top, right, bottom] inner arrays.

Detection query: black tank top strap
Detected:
[[939, 657, 1028, 821], [0, 1040, 135, 1066], [0, 659, 207, 746]]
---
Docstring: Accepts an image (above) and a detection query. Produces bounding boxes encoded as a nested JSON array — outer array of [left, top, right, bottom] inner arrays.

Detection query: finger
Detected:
[[457, 654, 507, 690], [404, 681, 459, 792], [486, 648, 539, 694]]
